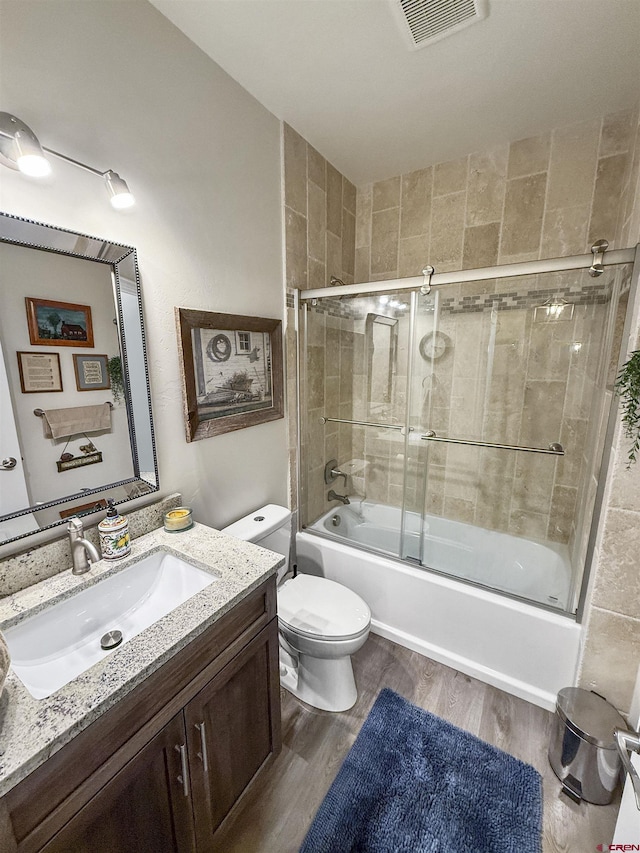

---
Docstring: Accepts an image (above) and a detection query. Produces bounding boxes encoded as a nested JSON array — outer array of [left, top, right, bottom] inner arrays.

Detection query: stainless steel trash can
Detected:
[[549, 687, 626, 804]]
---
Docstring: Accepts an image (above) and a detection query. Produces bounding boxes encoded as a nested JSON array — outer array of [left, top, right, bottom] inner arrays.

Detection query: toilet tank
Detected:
[[222, 504, 291, 575]]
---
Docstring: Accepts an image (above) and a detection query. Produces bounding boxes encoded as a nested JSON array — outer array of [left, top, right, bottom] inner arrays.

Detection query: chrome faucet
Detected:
[[328, 490, 350, 506], [68, 517, 100, 575]]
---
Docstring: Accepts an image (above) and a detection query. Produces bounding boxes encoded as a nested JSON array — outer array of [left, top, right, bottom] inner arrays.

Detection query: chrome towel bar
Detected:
[[319, 416, 564, 455]]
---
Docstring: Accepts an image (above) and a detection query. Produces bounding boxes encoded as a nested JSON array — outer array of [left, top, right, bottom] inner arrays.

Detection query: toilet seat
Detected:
[[278, 575, 371, 641]]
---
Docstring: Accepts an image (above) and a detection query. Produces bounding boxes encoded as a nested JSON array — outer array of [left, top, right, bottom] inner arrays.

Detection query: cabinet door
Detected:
[[42, 713, 197, 853], [186, 619, 281, 848]]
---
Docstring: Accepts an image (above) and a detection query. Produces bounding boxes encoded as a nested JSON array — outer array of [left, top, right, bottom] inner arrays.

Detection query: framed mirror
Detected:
[[0, 212, 158, 545]]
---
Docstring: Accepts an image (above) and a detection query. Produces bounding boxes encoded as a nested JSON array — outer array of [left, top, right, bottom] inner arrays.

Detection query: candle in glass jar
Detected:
[[163, 507, 193, 532]]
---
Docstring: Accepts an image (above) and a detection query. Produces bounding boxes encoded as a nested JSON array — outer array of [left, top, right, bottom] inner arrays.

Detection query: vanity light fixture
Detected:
[[0, 112, 135, 209]]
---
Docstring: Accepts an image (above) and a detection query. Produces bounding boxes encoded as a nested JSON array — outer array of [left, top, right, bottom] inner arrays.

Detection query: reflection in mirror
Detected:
[[0, 212, 158, 546], [366, 313, 398, 420]]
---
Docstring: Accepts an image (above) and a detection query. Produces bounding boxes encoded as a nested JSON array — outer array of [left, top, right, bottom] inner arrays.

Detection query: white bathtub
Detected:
[[312, 500, 572, 609], [296, 502, 581, 711]]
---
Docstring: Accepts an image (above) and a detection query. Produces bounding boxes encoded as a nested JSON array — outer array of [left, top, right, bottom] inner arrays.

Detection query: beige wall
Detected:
[[0, 0, 288, 564]]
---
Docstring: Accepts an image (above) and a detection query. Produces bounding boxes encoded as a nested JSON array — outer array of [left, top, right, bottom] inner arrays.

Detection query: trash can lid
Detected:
[[556, 687, 626, 748]]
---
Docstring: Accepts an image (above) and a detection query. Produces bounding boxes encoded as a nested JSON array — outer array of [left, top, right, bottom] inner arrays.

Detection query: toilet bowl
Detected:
[[222, 505, 371, 712]]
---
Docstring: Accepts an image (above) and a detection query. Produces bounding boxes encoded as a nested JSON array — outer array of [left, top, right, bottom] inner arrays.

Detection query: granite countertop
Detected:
[[0, 523, 283, 798]]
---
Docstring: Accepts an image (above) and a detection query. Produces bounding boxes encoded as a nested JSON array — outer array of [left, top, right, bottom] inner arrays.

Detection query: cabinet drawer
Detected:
[[3, 577, 276, 852]]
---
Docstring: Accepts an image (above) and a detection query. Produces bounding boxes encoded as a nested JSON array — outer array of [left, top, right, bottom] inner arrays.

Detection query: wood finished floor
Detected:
[[215, 633, 620, 852]]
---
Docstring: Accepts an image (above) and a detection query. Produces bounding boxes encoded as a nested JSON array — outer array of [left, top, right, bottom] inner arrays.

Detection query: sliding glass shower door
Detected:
[[402, 267, 626, 611]]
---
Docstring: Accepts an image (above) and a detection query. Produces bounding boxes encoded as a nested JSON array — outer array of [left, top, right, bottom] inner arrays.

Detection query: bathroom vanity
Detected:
[[0, 523, 284, 852]]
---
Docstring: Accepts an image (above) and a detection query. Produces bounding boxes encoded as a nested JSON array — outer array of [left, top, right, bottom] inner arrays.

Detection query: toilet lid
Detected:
[[278, 575, 371, 640]]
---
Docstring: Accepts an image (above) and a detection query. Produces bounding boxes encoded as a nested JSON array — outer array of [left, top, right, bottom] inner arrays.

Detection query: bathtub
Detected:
[[296, 501, 582, 711]]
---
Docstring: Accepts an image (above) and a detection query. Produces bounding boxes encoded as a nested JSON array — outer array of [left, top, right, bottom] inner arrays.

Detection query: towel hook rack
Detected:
[[34, 402, 114, 417]]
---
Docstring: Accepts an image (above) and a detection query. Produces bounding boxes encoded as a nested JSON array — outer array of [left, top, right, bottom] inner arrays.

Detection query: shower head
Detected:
[[330, 275, 345, 287]]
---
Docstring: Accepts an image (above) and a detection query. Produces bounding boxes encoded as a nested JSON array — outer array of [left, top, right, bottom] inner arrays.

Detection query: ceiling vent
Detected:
[[392, 0, 488, 50]]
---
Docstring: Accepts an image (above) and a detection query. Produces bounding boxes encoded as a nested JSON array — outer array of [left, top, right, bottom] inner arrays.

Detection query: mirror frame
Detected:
[[0, 211, 159, 545]]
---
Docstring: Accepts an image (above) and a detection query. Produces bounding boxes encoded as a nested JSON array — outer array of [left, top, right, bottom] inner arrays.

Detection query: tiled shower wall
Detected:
[[578, 103, 640, 714], [284, 104, 640, 712]]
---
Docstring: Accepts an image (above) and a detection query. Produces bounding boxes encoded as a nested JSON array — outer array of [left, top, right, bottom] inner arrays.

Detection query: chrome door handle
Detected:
[[615, 728, 640, 810], [175, 743, 190, 798], [1, 457, 17, 470], [195, 721, 209, 773]]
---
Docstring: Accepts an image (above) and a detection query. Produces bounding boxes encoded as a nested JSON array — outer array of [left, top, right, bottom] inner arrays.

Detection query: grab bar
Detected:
[[419, 430, 564, 456], [320, 416, 405, 432]]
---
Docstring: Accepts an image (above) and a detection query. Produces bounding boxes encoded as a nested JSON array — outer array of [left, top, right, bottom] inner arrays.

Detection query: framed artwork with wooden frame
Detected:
[[176, 307, 284, 442], [25, 297, 94, 347], [16, 351, 63, 393]]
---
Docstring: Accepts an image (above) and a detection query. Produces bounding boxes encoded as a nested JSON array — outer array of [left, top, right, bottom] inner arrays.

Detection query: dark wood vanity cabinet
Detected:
[[1, 578, 281, 853]]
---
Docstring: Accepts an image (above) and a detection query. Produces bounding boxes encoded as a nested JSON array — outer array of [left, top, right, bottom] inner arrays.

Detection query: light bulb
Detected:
[[104, 170, 135, 209]]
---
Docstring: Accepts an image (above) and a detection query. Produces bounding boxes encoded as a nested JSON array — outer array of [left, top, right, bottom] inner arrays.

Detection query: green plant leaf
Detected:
[[614, 349, 640, 467]]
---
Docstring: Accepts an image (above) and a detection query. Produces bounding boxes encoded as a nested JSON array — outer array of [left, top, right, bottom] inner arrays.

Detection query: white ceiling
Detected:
[[149, 0, 640, 185]]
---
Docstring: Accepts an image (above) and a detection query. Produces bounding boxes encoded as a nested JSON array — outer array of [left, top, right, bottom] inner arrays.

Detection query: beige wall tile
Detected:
[[308, 257, 326, 290], [430, 192, 465, 269], [308, 143, 326, 190], [541, 205, 590, 257], [399, 235, 429, 278], [373, 176, 401, 211], [500, 173, 546, 257], [283, 123, 307, 216], [466, 144, 508, 226], [519, 379, 565, 446], [433, 157, 468, 197], [285, 206, 307, 289], [609, 446, 640, 511], [400, 168, 432, 239], [507, 133, 551, 179], [326, 230, 343, 282], [579, 607, 640, 714], [588, 153, 630, 246], [356, 184, 372, 248], [547, 484, 577, 543], [599, 109, 634, 158], [547, 119, 600, 210], [343, 178, 357, 215], [371, 207, 400, 275], [591, 508, 640, 618], [342, 209, 356, 277], [307, 182, 326, 263], [355, 246, 370, 284], [512, 454, 555, 515], [508, 509, 549, 539], [462, 222, 500, 269], [327, 163, 343, 236]]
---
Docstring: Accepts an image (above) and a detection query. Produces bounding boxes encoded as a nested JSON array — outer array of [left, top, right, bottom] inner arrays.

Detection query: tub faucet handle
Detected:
[[324, 459, 348, 486], [328, 490, 350, 506]]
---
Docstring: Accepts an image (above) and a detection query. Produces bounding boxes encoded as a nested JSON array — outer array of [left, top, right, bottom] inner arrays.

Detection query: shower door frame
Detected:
[[296, 244, 640, 621]]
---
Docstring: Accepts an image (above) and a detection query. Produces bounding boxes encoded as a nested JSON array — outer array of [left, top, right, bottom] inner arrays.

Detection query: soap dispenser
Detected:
[[98, 500, 131, 560]]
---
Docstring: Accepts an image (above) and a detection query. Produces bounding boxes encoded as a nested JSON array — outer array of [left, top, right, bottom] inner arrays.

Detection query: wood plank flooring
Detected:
[[214, 633, 620, 852]]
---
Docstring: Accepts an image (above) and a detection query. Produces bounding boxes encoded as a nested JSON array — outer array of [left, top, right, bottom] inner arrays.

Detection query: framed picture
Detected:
[[176, 308, 284, 442], [17, 351, 63, 393], [59, 498, 107, 519], [25, 297, 94, 347], [73, 353, 110, 391]]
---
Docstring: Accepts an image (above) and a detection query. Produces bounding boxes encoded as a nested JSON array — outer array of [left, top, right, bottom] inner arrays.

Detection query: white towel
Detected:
[[42, 402, 112, 439]]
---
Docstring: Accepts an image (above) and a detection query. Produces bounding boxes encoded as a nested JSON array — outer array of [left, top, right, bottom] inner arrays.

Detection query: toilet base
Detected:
[[279, 651, 358, 712]]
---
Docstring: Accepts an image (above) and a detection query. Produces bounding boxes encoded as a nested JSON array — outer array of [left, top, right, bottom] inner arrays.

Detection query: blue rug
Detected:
[[300, 688, 542, 853]]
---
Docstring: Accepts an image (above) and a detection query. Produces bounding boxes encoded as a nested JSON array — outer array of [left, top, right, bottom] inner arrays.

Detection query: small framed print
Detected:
[[17, 351, 63, 393], [25, 297, 94, 347], [73, 354, 111, 391]]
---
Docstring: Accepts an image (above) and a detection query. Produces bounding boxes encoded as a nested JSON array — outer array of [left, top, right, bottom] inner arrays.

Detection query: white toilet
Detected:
[[222, 505, 371, 712]]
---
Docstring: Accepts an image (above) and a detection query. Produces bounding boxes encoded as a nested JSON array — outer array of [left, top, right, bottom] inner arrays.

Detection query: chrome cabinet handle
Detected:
[[615, 728, 640, 810], [1, 457, 17, 470], [175, 743, 190, 798], [195, 721, 209, 773]]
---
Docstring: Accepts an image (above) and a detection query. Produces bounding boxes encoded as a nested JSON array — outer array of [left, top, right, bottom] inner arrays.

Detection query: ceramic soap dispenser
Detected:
[[98, 499, 131, 560]]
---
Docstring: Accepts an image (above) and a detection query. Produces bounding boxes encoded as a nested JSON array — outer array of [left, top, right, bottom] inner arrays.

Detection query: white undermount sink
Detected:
[[4, 550, 217, 700]]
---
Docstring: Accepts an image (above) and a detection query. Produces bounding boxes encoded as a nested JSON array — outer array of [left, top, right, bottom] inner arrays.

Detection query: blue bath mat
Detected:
[[300, 688, 542, 853]]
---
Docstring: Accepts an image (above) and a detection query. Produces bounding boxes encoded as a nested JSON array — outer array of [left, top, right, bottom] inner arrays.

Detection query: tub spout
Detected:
[[328, 490, 350, 505]]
